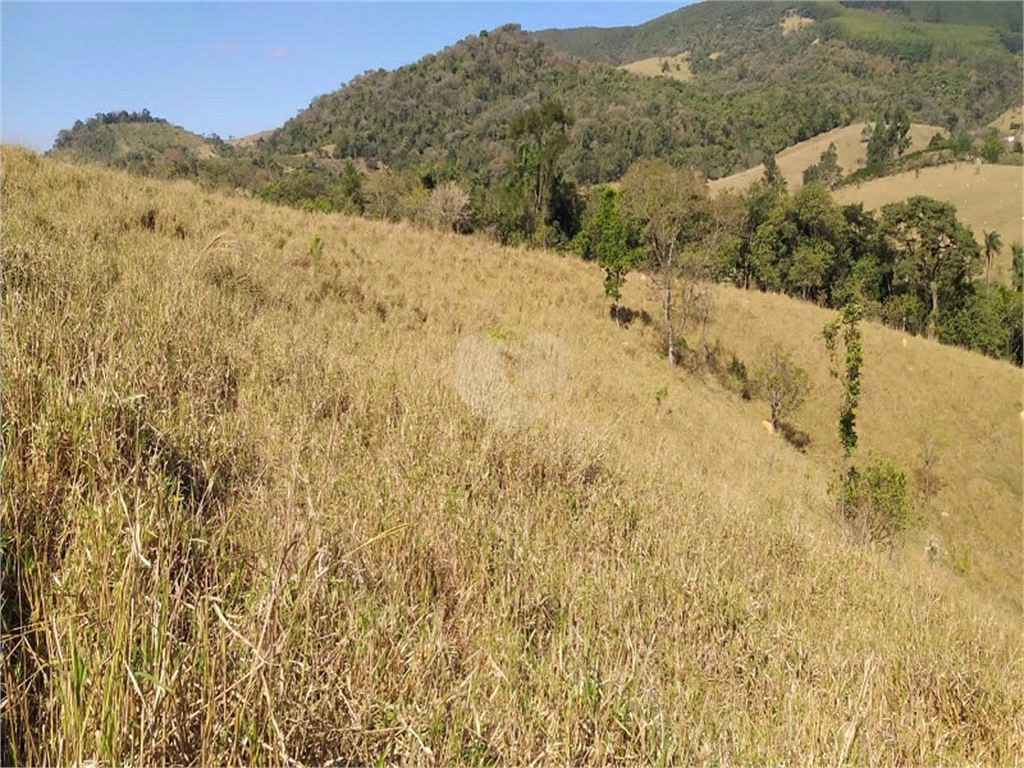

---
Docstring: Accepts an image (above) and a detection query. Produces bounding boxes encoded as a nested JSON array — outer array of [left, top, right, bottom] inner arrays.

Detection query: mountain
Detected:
[[266, 24, 765, 183], [266, 2, 1021, 186], [533, 1, 1022, 66]]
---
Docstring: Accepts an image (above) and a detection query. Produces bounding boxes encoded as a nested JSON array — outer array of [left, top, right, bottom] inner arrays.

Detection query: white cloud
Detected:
[[270, 45, 288, 59]]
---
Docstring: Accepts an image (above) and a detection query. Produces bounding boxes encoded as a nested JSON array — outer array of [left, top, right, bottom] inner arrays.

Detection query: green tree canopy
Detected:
[[881, 196, 981, 339]]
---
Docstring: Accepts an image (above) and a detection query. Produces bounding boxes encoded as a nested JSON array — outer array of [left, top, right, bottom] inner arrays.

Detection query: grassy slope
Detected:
[[832, 164, 1024, 281], [708, 121, 946, 194], [990, 104, 1024, 133], [2, 148, 1021, 765], [619, 52, 692, 81], [49, 120, 217, 163]]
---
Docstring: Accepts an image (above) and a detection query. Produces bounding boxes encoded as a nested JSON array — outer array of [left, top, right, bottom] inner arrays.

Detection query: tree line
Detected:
[[575, 155, 1022, 366]]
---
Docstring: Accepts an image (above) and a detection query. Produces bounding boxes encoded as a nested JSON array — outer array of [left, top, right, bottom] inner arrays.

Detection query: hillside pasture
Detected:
[[833, 163, 1024, 282], [709, 121, 947, 195], [1, 147, 1021, 766], [619, 52, 692, 81], [989, 104, 1023, 134]]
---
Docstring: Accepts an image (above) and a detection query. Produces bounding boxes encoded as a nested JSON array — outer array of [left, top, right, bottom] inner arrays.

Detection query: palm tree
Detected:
[[1011, 242, 1023, 292], [983, 230, 1002, 281]]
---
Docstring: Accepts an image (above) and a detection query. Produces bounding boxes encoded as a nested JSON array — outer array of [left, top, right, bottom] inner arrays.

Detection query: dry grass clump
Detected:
[[2, 147, 1021, 765]]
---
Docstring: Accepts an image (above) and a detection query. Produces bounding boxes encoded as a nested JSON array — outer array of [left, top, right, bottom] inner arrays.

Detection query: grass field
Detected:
[[619, 52, 692, 81], [833, 163, 1024, 283], [708, 122, 946, 196], [989, 105, 1023, 135], [2, 147, 1021, 766]]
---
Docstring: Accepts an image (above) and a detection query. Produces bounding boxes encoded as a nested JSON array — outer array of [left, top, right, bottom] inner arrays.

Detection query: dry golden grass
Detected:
[[833, 163, 1024, 282], [780, 12, 815, 36], [225, 129, 275, 149], [709, 122, 947, 195], [2, 146, 1022, 766], [989, 105, 1023, 134], [619, 52, 692, 82]]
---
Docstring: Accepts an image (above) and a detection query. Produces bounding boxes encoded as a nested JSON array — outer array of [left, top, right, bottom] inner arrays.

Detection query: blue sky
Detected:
[[1, 2, 687, 150]]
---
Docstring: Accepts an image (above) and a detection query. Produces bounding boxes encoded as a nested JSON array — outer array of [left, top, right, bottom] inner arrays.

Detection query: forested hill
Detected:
[[268, 2, 1021, 185], [530, 1, 1022, 133], [267, 25, 763, 183], [47, 110, 228, 176], [532, 1, 1022, 67]]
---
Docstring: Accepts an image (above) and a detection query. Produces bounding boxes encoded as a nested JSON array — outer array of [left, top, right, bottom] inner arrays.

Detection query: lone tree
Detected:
[[509, 100, 573, 221], [823, 301, 863, 521], [762, 149, 787, 194], [983, 229, 1002, 282], [881, 196, 980, 340], [592, 187, 643, 324], [619, 157, 711, 366], [1011, 242, 1023, 292], [753, 346, 809, 432], [802, 142, 843, 190]]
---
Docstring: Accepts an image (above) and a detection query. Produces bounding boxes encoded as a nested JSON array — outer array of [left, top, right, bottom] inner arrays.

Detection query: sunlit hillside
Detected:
[[2, 148, 1021, 766], [989, 104, 1023, 135], [619, 52, 692, 81], [708, 121, 946, 195], [832, 163, 1024, 282]]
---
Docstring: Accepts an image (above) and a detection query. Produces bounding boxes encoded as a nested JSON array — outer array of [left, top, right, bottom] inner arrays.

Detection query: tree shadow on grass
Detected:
[[610, 305, 652, 328], [778, 421, 811, 452]]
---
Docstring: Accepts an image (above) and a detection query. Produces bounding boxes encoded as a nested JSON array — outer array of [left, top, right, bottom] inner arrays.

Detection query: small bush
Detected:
[[724, 353, 752, 400], [308, 233, 324, 260], [832, 458, 917, 545]]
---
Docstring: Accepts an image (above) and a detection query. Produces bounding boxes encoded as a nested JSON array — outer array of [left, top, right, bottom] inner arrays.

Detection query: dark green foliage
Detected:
[[1011, 242, 1023, 292], [53, 109, 165, 150], [880, 196, 981, 339], [833, 458, 916, 545], [803, 142, 844, 189], [711, 179, 1016, 365], [762, 151, 787, 194], [981, 133, 1004, 163], [823, 302, 863, 458], [587, 188, 643, 318], [938, 282, 1024, 365], [866, 107, 911, 167]]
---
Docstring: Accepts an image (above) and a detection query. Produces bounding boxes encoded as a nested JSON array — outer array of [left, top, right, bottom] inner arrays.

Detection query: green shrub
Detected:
[[832, 458, 917, 545], [725, 353, 752, 400], [308, 233, 324, 260]]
